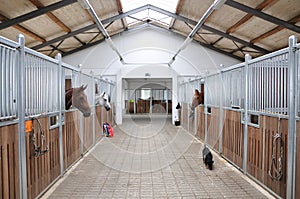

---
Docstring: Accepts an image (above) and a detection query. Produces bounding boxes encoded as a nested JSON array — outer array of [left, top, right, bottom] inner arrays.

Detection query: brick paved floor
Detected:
[[42, 115, 273, 199]]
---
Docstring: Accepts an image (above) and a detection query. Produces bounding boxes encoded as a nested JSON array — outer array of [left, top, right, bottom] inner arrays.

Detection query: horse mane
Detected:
[[65, 88, 73, 110]]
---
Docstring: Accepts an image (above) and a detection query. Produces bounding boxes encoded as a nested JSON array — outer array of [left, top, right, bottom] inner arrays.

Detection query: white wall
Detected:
[[63, 27, 241, 124]]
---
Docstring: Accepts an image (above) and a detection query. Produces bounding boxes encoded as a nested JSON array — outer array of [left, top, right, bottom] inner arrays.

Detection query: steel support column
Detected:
[[242, 54, 251, 173], [287, 35, 298, 199], [17, 34, 28, 199]]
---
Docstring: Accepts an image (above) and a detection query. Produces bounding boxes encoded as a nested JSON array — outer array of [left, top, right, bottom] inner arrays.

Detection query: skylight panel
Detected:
[[121, 0, 178, 26], [121, 0, 178, 13]]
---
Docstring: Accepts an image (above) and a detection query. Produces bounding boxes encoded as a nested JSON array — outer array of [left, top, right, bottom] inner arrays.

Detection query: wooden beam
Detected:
[[175, 0, 185, 14], [170, 0, 185, 28], [0, 0, 76, 30], [225, 0, 300, 33], [115, 0, 127, 30], [251, 15, 300, 44], [28, 0, 71, 32], [0, 13, 45, 42], [226, 0, 278, 34], [115, 0, 123, 13]]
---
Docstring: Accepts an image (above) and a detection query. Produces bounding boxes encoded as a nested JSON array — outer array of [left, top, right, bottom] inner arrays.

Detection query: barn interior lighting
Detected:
[[77, 0, 124, 63], [168, 0, 227, 66]]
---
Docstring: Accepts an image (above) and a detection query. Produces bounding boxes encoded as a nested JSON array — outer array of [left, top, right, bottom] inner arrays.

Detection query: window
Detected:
[[141, 89, 151, 99], [121, 0, 179, 26]]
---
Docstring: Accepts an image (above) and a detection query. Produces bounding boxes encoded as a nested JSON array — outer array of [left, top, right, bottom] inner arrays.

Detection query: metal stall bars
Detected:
[[0, 39, 17, 120], [178, 76, 202, 134], [204, 72, 223, 151], [201, 36, 299, 198], [220, 63, 245, 168]]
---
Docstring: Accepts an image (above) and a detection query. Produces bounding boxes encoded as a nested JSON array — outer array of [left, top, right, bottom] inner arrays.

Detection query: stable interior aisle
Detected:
[[42, 115, 273, 199]]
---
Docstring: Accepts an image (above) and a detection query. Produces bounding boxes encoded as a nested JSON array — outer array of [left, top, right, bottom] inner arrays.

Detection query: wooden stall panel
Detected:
[[101, 106, 108, 124], [222, 110, 243, 168], [26, 117, 60, 198], [196, 106, 205, 140], [95, 106, 103, 141], [206, 107, 219, 151], [83, 116, 93, 152], [181, 103, 189, 131], [63, 111, 81, 169], [0, 124, 20, 199], [48, 128, 60, 183], [107, 107, 112, 125], [247, 115, 287, 198], [111, 103, 115, 126]]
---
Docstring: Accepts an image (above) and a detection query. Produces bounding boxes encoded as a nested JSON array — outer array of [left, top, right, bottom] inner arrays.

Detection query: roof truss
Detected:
[[31, 4, 269, 60]]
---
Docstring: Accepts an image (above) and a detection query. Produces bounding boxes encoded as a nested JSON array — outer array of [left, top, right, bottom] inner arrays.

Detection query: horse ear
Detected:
[[102, 92, 106, 97], [82, 84, 88, 90]]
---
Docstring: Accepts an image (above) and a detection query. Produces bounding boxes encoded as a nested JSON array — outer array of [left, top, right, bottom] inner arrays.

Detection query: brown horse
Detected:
[[65, 85, 91, 117], [190, 89, 204, 117]]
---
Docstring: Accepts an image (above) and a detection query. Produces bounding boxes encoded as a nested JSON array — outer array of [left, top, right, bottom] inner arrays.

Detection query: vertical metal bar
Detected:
[[17, 34, 28, 199], [272, 61, 275, 113], [279, 61, 285, 114], [243, 54, 251, 173], [278, 59, 280, 113], [91, 72, 95, 145], [56, 53, 64, 175], [219, 67, 223, 154], [204, 72, 208, 145], [287, 35, 297, 199]]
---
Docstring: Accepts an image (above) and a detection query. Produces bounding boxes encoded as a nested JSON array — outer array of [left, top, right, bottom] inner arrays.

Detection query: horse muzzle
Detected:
[[105, 106, 111, 111], [83, 112, 91, 117]]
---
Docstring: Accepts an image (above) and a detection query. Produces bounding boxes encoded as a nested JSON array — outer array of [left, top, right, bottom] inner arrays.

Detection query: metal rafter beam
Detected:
[[32, 5, 149, 50], [226, 0, 278, 34], [251, 14, 300, 44], [0, 13, 46, 42], [33, 5, 269, 53], [33, 4, 268, 55], [0, 0, 76, 30], [28, 0, 71, 32], [148, 4, 269, 53], [63, 22, 244, 61], [225, 0, 300, 33]]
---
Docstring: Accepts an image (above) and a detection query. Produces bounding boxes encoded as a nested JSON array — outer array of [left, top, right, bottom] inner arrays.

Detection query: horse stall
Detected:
[[181, 36, 299, 198], [178, 77, 203, 135], [0, 35, 115, 199]]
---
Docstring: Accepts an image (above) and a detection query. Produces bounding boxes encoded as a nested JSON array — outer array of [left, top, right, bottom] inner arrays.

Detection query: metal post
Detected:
[[219, 66, 224, 154], [56, 53, 64, 175], [204, 73, 208, 145], [17, 34, 28, 199], [91, 72, 95, 145], [287, 35, 298, 199], [243, 54, 251, 173]]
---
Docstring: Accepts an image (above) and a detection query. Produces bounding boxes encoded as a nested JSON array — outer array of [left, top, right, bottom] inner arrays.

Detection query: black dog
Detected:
[[202, 146, 214, 170]]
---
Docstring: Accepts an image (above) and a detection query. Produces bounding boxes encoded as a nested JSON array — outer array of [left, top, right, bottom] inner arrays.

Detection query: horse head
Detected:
[[96, 92, 111, 111], [191, 89, 202, 110], [66, 85, 91, 117]]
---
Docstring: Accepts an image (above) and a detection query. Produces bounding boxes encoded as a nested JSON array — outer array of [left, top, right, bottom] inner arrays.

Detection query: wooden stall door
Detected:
[[222, 110, 243, 168], [0, 124, 20, 199], [83, 116, 93, 152], [26, 117, 60, 199], [206, 107, 219, 151], [247, 116, 287, 198], [196, 106, 205, 140], [63, 111, 81, 169], [95, 106, 103, 141], [181, 103, 189, 131]]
